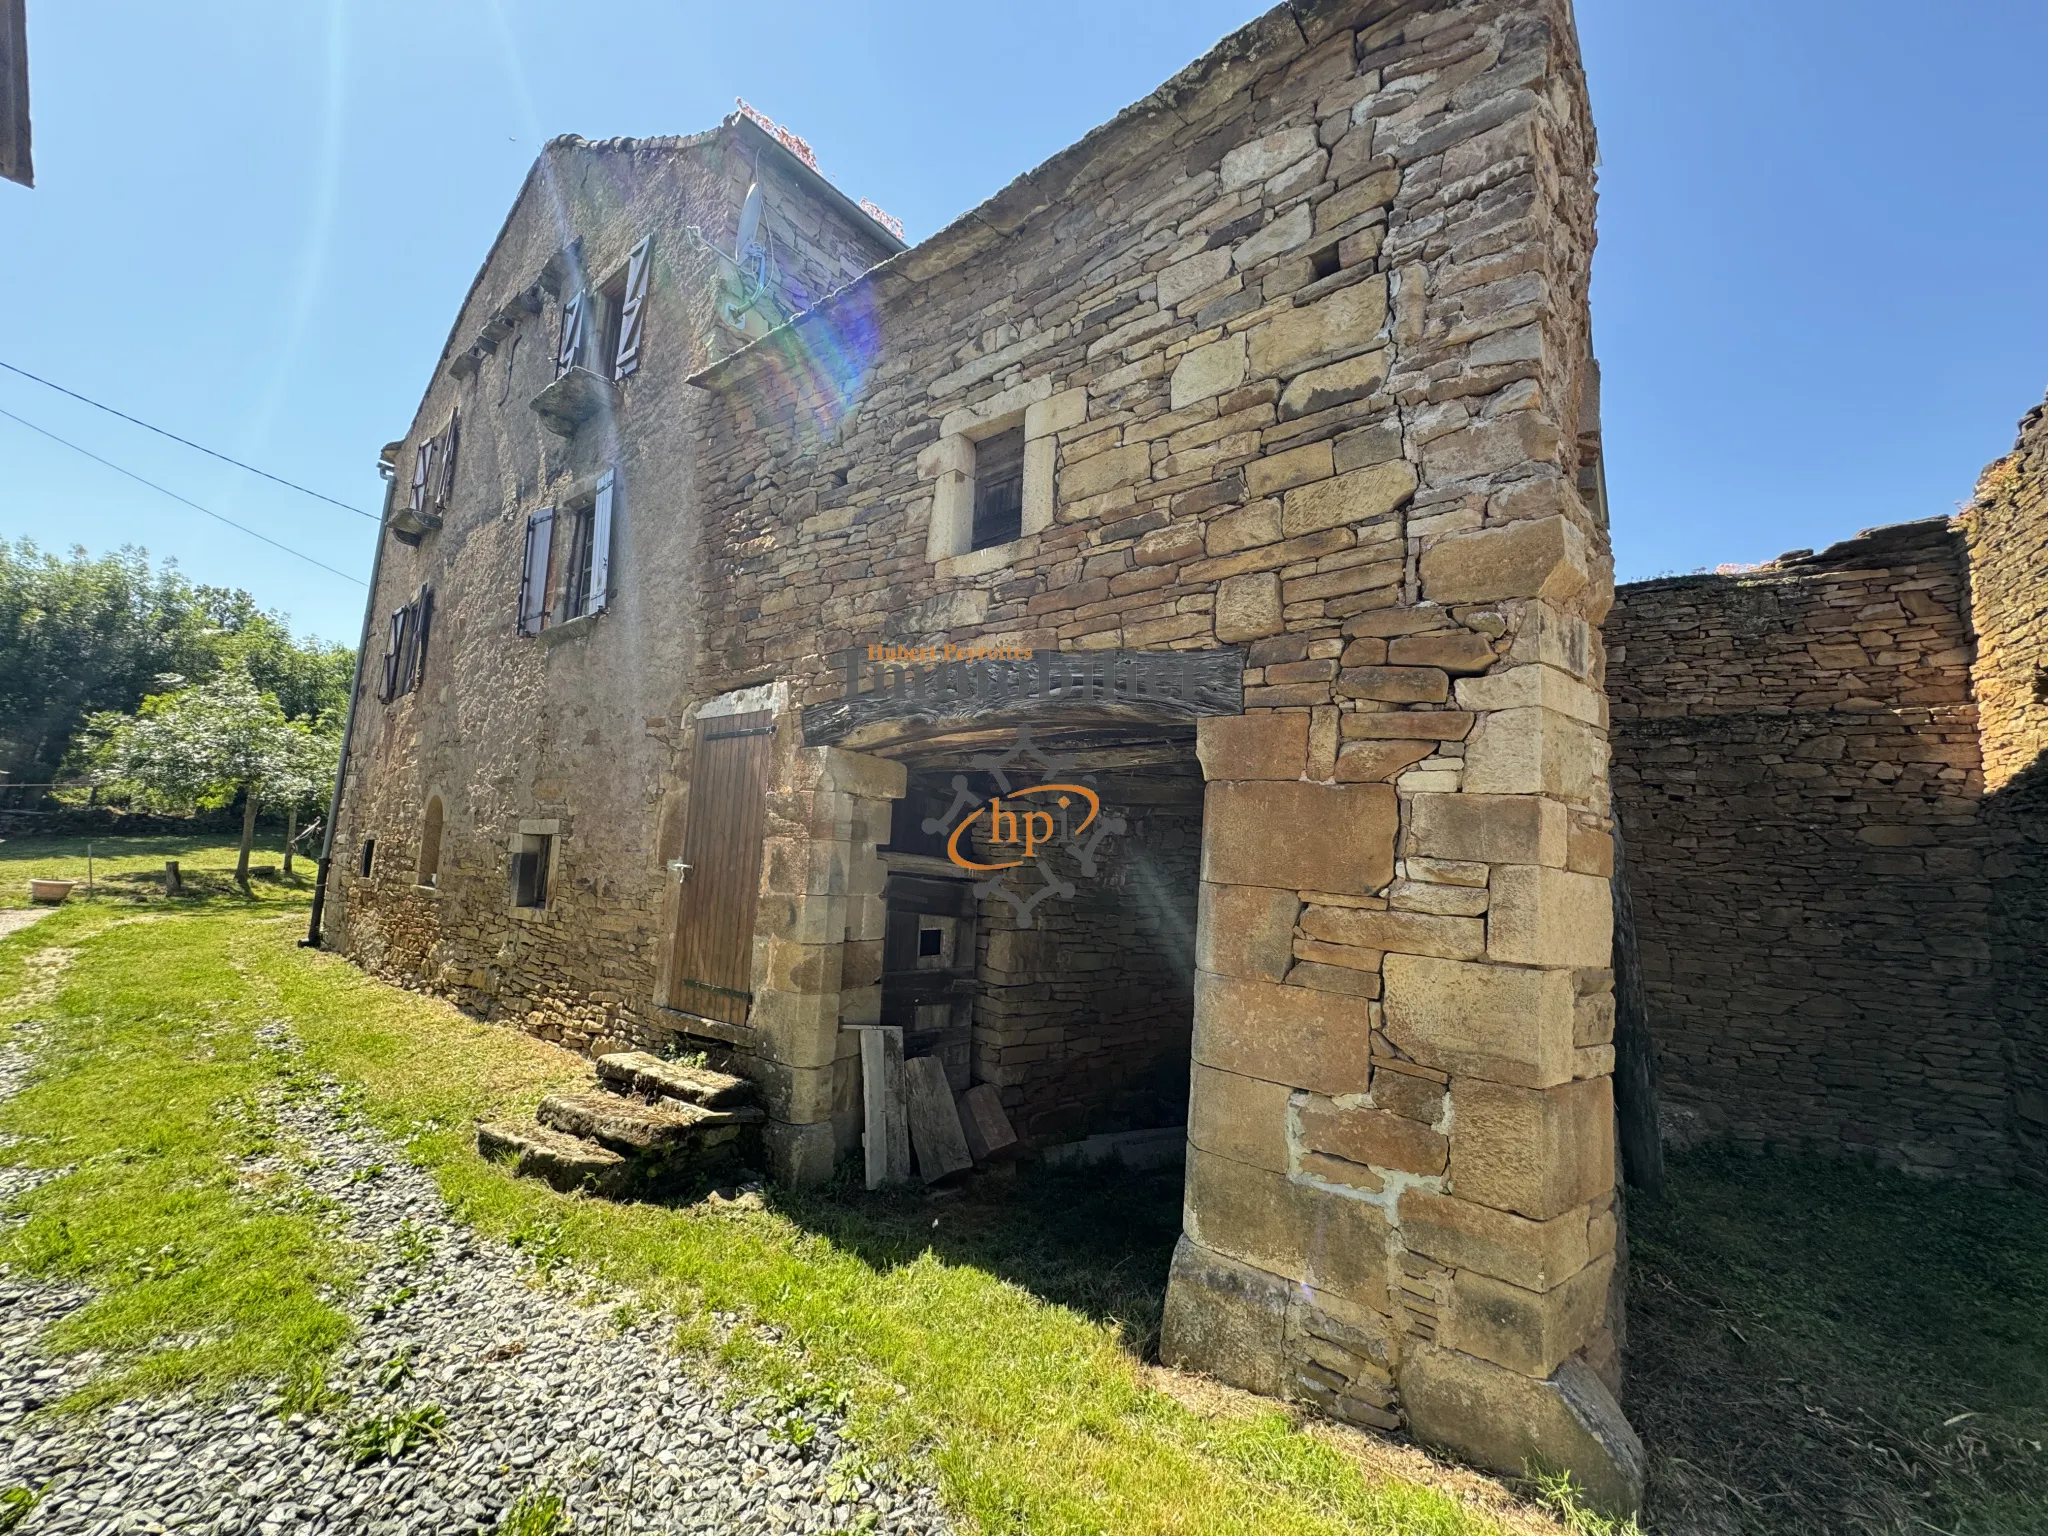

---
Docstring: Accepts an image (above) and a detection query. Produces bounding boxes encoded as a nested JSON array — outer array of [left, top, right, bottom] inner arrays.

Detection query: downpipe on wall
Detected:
[[304, 450, 398, 949]]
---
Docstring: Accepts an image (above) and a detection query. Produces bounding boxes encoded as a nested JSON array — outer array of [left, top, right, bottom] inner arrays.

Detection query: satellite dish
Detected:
[[735, 182, 763, 262]]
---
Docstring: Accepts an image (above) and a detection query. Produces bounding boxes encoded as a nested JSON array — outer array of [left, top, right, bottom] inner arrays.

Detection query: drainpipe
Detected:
[[303, 443, 400, 948]]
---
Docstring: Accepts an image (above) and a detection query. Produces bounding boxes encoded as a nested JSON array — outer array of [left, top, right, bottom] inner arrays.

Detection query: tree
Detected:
[[82, 667, 341, 889], [0, 541, 354, 789]]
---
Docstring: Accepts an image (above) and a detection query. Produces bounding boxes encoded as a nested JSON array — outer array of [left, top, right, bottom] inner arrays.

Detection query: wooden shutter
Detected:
[[586, 470, 615, 617], [410, 440, 434, 513], [613, 237, 652, 377], [556, 291, 586, 377], [378, 608, 402, 701], [665, 711, 776, 1026], [435, 411, 459, 508], [411, 585, 435, 690], [518, 508, 554, 636], [0, 0, 30, 191]]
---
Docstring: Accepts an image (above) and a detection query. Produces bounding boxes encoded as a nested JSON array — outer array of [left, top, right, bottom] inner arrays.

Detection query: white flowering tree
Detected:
[[83, 666, 340, 890]]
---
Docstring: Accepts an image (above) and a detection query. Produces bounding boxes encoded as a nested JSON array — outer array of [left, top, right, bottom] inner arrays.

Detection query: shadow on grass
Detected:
[[1626, 1143, 2048, 1535], [766, 1158, 1187, 1360]]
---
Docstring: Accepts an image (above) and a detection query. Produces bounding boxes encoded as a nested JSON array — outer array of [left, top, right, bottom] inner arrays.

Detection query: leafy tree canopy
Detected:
[[0, 540, 354, 786]]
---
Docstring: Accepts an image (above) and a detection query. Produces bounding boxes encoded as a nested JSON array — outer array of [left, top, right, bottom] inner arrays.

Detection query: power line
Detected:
[[0, 406, 369, 587], [0, 359, 379, 521]]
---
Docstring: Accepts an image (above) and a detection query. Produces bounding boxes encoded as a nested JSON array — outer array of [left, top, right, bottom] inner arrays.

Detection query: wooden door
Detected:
[[665, 710, 776, 1026]]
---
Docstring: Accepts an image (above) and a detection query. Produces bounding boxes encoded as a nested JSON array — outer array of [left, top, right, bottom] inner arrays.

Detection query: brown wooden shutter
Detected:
[[412, 584, 435, 690], [613, 237, 652, 377], [665, 711, 776, 1025], [556, 291, 586, 377], [518, 508, 554, 636], [378, 608, 402, 701], [586, 470, 615, 617], [410, 440, 433, 513], [0, 0, 29, 191], [435, 411, 459, 508]]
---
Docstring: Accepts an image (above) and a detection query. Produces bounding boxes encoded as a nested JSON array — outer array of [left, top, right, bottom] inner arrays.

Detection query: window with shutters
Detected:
[[971, 426, 1026, 551], [555, 238, 651, 384], [376, 585, 434, 702], [517, 469, 616, 637]]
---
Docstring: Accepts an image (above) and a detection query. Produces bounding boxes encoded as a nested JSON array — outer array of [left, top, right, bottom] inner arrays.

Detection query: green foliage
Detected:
[[340, 1401, 447, 1465], [0, 539, 351, 787], [495, 1489, 574, 1536], [277, 1359, 349, 1420], [1533, 1471, 1642, 1536], [0, 1486, 37, 1533]]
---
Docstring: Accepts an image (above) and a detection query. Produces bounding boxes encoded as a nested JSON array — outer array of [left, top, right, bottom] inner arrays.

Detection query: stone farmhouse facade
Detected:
[[322, 0, 1645, 1505]]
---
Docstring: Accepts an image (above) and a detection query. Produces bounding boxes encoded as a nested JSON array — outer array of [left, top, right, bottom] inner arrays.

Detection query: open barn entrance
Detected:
[[869, 714, 1205, 1166]]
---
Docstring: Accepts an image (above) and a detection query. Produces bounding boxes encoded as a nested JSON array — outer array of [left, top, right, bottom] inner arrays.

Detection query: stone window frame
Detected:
[[415, 793, 446, 895], [924, 387, 1063, 575], [508, 817, 562, 919]]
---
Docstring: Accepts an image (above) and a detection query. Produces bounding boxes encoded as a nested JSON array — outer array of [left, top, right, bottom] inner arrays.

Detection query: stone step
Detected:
[[536, 1090, 761, 1157], [476, 1120, 626, 1196], [594, 1051, 757, 1109]]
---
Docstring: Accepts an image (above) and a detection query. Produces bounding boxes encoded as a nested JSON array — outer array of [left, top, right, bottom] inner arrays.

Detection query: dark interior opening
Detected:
[[970, 426, 1026, 550]]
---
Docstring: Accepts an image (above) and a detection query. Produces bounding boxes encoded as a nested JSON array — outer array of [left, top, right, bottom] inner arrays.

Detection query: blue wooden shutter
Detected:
[[614, 238, 652, 377], [518, 508, 554, 636], [587, 471, 615, 617], [556, 291, 586, 377]]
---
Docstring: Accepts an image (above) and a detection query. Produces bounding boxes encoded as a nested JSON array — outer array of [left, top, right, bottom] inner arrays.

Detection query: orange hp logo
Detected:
[[945, 784, 1101, 872]]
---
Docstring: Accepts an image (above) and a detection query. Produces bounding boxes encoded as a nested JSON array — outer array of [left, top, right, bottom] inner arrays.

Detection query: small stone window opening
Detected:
[[511, 832, 553, 910], [417, 797, 444, 888], [918, 927, 944, 957], [359, 838, 376, 878], [1308, 243, 1341, 281], [2033, 665, 2048, 706], [971, 426, 1026, 551]]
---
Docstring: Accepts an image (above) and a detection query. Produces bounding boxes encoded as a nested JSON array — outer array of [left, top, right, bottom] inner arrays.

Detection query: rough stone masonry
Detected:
[[324, 0, 1643, 1507]]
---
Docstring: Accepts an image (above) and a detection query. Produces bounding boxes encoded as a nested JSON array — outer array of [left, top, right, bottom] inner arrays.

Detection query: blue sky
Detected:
[[3, 0, 2046, 644]]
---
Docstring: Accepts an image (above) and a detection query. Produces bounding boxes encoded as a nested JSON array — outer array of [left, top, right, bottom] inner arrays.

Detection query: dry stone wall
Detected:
[[1607, 520, 2012, 1180], [1962, 396, 2048, 1182], [688, 0, 1638, 1506]]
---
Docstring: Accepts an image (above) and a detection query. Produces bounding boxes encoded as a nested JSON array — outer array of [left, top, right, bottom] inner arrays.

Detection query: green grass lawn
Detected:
[[0, 838, 1551, 1536], [0, 830, 313, 909], [4, 836, 2040, 1535]]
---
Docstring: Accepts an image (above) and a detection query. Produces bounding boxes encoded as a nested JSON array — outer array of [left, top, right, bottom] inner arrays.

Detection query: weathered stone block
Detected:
[[1193, 971, 1373, 1098], [1397, 1188, 1591, 1292], [1403, 1347, 1645, 1516], [1197, 711, 1309, 781], [1196, 880, 1299, 981], [1203, 780, 1396, 894], [1406, 792, 1567, 867], [1248, 440, 1334, 498], [1157, 248, 1236, 311], [1462, 707, 1606, 802], [1160, 1236, 1289, 1397], [1233, 203, 1314, 269], [1389, 629, 1498, 673], [1278, 349, 1391, 421], [1441, 1255, 1614, 1378], [1215, 571, 1284, 642], [1299, 1098, 1447, 1174], [1337, 664, 1448, 703], [1487, 864, 1613, 968], [1281, 460, 1415, 538], [1171, 335, 1249, 410], [1222, 126, 1320, 191], [1382, 954, 1576, 1088], [1249, 278, 1389, 377], [1450, 1077, 1615, 1219], [1455, 663, 1604, 725], [1335, 740, 1435, 781], [1184, 1146, 1389, 1308], [1059, 442, 1150, 502], [1190, 1063, 1292, 1172], [1419, 516, 1590, 606], [1301, 905, 1483, 961]]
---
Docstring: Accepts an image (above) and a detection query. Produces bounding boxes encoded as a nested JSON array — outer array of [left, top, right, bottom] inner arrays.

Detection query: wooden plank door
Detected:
[[665, 710, 776, 1026]]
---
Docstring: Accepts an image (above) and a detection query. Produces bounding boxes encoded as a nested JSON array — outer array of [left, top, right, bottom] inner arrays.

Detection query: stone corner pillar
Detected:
[[748, 736, 905, 1188]]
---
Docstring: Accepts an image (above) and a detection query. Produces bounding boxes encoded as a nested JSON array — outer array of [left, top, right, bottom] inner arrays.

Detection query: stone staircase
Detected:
[[476, 1050, 764, 1197]]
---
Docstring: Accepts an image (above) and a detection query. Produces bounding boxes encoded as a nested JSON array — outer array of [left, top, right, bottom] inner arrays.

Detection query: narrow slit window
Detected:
[[511, 832, 552, 909], [597, 266, 628, 382], [359, 838, 376, 878], [971, 426, 1025, 551], [418, 797, 444, 887]]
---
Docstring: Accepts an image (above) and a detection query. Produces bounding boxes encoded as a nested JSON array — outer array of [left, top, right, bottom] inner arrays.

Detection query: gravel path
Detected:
[[0, 1008, 953, 1535], [0, 909, 53, 942]]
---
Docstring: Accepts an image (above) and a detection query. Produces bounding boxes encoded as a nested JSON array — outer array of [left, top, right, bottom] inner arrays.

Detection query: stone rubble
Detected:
[[0, 1025, 951, 1535]]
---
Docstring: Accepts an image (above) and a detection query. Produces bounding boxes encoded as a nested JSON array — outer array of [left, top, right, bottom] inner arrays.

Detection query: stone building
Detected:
[[321, 0, 1644, 1505], [1607, 404, 2048, 1189]]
